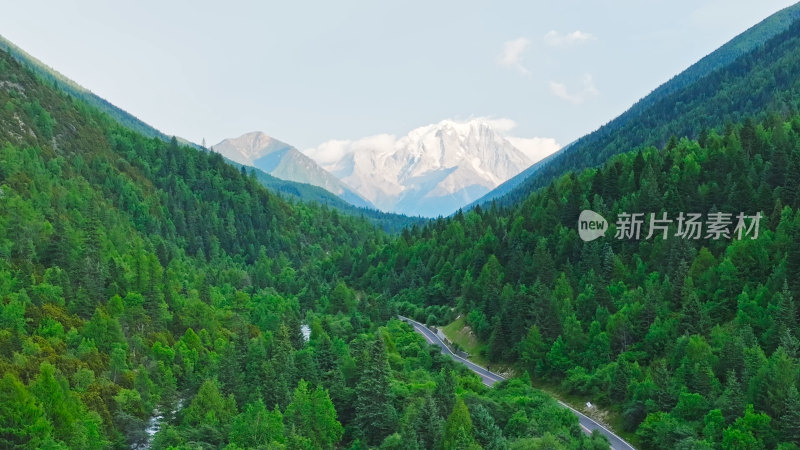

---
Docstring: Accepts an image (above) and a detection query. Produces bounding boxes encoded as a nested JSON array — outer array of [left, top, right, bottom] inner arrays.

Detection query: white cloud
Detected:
[[483, 117, 517, 133], [304, 134, 397, 165], [351, 134, 397, 152], [543, 30, 596, 46], [549, 74, 599, 104], [582, 73, 599, 96], [304, 139, 356, 166], [549, 81, 580, 104], [497, 37, 531, 74], [506, 136, 561, 162]]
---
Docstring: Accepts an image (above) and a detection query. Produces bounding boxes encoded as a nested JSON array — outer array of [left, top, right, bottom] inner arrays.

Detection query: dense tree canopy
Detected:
[[5, 9, 800, 450], [365, 114, 800, 448], [0, 47, 605, 449]]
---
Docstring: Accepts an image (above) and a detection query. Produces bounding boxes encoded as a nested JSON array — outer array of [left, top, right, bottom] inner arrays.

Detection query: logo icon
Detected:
[[578, 210, 608, 242]]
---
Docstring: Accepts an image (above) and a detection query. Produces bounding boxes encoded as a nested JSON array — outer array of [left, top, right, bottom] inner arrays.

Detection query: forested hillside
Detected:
[[478, 4, 800, 208], [0, 33, 175, 143], [6, 3, 800, 449], [0, 45, 607, 449], [0, 33, 420, 234], [227, 159, 423, 234], [368, 114, 800, 448]]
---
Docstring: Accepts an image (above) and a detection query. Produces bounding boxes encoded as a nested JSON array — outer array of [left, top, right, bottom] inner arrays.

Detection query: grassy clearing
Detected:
[[439, 316, 490, 367], [438, 317, 639, 447], [527, 378, 640, 448]]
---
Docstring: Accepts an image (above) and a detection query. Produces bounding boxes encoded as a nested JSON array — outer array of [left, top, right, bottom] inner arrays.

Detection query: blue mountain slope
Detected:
[[471, 1, 800, 209]]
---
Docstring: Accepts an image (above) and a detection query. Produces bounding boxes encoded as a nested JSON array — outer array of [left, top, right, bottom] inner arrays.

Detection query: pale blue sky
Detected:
[[1, 0, 796, 150]]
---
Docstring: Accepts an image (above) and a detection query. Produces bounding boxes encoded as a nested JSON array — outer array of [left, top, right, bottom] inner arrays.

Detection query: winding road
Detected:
[[398, 315, 636, 450]]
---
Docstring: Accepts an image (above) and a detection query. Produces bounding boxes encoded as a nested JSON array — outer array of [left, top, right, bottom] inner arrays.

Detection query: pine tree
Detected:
[[779, 386, 800, 443], [29, 362, 107, 448], [441, 397, 478, 450], [314, 333, 348, 415], [266, 324, 297, 408], [412, 394, 444, 449], [0, 373, 55, 448], [355, 335, 398, 444], [310, 385, 344, 449], [181, 378, 237, 445], [471, 403, 506, 450], [229, 400, 285, 447], [519, 325, 547, 375], [433, 368, 457, 418], [716, 371, 745, 423], [477, 255, 504, 318], [546, 335, 571, 377], [285, 380, 343, 449], [609, 357, 632, 403]]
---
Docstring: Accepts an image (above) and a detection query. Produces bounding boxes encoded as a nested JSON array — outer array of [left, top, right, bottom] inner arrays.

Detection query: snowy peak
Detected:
[[394, 120, 530, 184], [304, 118, 558, 217]]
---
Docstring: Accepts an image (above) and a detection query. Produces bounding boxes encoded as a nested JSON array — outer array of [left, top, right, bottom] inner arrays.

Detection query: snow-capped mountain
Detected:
[[212, 132, 373, 209], [304, 119, 559, 217]]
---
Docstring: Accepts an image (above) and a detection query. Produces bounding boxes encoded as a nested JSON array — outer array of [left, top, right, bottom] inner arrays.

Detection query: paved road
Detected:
[[398, 315, 636, 450]]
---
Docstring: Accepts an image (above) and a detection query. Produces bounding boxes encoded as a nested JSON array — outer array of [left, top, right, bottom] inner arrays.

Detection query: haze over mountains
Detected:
[[0, 33, 405, 226], [210, 1, 800, 219], [218, 119, 559, 217], [470, 1, 800, 209], [212, 132, 373, 209], [5, 2, 800, 449], [303, 118, 560, 217]]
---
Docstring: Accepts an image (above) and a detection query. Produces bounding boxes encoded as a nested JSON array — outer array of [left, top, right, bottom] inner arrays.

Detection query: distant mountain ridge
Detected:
[[223, 158, 424, 233], [213, 131, 374, 209], [0, 33, 190, 146], [306, 119, 539, 217], [471, 1, 800, 209], [0, 34, 421, 230], [213, 131, 290, 166]]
